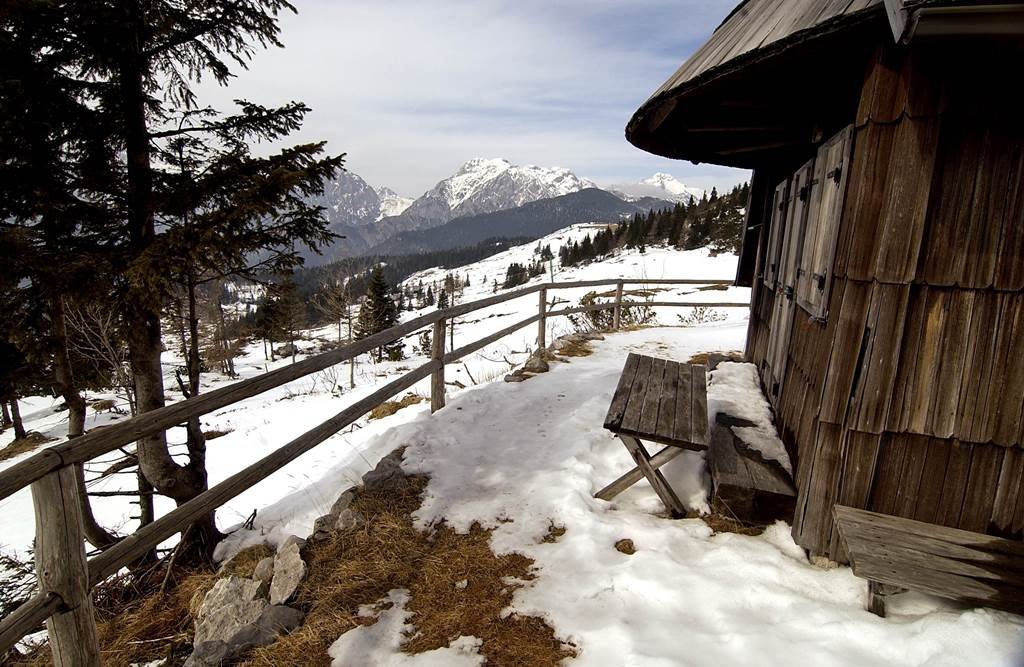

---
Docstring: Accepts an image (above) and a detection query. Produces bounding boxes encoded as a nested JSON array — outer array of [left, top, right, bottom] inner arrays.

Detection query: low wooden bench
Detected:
[[709, 413, 795, 524], [833, 505, 1024, 617], [595, 353, 709, 517]]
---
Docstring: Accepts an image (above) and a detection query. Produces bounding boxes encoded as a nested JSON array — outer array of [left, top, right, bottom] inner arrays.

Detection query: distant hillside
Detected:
[[368, 188, 670, 256]]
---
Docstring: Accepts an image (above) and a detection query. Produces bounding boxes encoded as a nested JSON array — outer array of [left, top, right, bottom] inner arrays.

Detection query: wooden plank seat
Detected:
[[595, 353, 709, 517], [709, 413, 796, 524], [833, 505, 1024, 617]]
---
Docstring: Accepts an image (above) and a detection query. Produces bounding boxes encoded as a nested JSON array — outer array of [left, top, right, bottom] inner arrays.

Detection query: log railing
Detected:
[[0, 276, 745, 664]]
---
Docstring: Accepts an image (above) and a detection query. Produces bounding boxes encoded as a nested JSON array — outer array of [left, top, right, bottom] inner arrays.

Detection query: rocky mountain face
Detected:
[[301, 162, 699, 264], [608, 173, 704, 204], [369, 188, 670, 256], [379, 158, 596, 235]]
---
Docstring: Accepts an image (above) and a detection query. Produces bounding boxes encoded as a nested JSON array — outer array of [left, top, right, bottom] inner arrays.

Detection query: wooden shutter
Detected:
[[764, 159, 815, 403], [762, 178, 790, 288], [796, 126, 854, 319]]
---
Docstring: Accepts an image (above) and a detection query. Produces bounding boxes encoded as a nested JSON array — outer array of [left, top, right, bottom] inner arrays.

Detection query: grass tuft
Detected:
[[0, 433, 54, 462], [368, 394, 425, 420]]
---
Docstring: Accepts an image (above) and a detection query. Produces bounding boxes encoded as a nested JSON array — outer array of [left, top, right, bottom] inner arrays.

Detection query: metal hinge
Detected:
[[827, 166, 843, 184], [813, 272, 826, 291]]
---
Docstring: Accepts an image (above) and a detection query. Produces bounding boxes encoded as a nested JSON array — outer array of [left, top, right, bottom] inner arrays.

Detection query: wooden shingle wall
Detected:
[[745, 44, 1024, 559]]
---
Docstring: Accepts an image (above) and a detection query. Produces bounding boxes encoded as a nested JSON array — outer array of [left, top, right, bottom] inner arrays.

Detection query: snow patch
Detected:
[[707, 361, 792, 474], [327, 589, 483, 666]]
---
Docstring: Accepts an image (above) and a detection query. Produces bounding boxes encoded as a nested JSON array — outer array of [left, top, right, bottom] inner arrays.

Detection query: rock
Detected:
[[193, 577, 268, 646], [504, 373, 526, 383], [253, 557, 274, 583], [269, 539, 306, 605], [276, 343, 297, 358], [335, 508, 364, 531], [310, 514, 335, 542], [361, 448, 405, 492], [522, 355, 549, 373], [330, 488, 357, 515], [581, 332, 605, 341], [186, 605, 304, 667]]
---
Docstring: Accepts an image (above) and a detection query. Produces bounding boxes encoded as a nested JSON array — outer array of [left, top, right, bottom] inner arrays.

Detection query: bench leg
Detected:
[[618, 435, 687, 518], [867, 581, 904, 618], [595, 445, 684, 501]]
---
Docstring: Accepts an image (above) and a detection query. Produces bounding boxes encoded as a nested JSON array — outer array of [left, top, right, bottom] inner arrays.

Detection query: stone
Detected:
[[335, 508, 364, 531], [310, 513, 335, 542], [361, 448, 405, 492], [504, 373, 526, 383], [330, 488, 357, 515], [269, 539, 306, 605], [193, 577, 268, 646], [186, 605, 304, 667], [253, 557, 274, 583], [522, 355, 549, 373], [276, 343, 297, 358], [581, 332, 606, 341]]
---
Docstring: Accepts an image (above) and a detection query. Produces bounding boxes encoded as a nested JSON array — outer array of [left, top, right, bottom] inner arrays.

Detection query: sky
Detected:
[[197, 0, 749, 198]]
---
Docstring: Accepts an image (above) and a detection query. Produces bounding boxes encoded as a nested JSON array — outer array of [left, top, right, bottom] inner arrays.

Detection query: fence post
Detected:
[[431, 319, 446, 413], [613, 280, 624, 330], [31, 466, 101, 666], [537, 288, 547, 351]]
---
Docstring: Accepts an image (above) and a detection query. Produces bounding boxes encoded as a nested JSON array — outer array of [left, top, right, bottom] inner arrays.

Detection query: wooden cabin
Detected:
[[627, 0, 1024, 560]]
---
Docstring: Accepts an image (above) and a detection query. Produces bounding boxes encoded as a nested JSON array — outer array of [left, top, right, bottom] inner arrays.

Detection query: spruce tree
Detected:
[[355, 267, 404, 362]]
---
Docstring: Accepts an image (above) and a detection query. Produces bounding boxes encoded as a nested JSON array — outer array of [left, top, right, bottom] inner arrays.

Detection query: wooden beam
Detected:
[[613, 280, 624, 330], [32, 467, 100, 666], [88, 360, 439, 585], [0, 593, 63, 658], [594, 445, 685, 501], [431, 320, 446, 413], [538, 288, 548, 350]]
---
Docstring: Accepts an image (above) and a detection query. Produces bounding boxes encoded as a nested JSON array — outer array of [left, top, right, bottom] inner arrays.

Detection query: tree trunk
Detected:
[[1, 400, 10, 428], [119, 25, 217, 563], [51, 295, 119, 549], [10, 399, 26, 440]]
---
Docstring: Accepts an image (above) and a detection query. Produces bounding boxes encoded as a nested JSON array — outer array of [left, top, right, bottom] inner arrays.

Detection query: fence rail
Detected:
[[0, 276, 745, 664]]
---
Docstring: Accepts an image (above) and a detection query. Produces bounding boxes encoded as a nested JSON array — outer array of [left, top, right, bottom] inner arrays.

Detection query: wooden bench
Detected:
[[596, 353, 709, 517], [833, 505, 1024, 617], [708, 413, 795, 523]]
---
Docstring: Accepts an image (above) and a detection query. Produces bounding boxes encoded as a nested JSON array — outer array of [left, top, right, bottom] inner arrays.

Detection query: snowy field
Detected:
[[2, 229, 1021, 665], [243, 325, 1024, 667], [0, 228, 746, 561]]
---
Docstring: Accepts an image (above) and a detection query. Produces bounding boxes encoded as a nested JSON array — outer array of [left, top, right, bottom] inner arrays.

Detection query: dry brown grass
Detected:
[[702, 499, 766, 537], [242, 475, 575, 666], [220, 544, 274, 578], [686, 351, 744, 367], [0, 432, 54, 462], [555, 339, 592, 358], [368, 393, 425, 420], [614, 539, 636, 555], [203, 427, 235, 441]]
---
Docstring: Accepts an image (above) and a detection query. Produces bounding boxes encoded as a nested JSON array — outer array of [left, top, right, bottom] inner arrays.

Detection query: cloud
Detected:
[[196, 0, 748, 196]]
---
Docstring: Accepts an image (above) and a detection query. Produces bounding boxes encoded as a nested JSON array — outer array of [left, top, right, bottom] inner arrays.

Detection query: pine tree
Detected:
[[355, 267, 404, 362]]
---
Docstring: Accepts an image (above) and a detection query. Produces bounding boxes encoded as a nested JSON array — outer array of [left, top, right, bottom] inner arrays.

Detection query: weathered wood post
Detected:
[[612, 280, 624, 330], [431, 319, 446, 413], [31, 466, 101, 666], [537, 288, 547, 351]]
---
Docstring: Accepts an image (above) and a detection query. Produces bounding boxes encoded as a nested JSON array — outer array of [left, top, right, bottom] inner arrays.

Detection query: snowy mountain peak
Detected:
[[609, 173, 705, 204], [394, 158, 597, 227]]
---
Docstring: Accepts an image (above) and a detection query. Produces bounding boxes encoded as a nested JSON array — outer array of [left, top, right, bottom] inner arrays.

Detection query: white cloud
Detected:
[[196, 0, 749, 196]]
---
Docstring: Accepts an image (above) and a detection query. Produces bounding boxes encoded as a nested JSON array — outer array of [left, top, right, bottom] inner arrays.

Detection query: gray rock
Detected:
[[523, 355, 549, 373], [193, 577, 268, 646], [186, 605, 305, 666], [335, 508, 364, 531], [269, 539, 306, 605], [253, 557, 274, 583], [310, 513, 335, 542], [330, 488, 357, 515], [581, 332, 606, 341], [276, 343, 298, 358], [504, 373, 527, 383], [361, 448, 405, 492]]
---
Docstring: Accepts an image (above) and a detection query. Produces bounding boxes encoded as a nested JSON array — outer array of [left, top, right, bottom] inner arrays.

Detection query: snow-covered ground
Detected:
[[3, 228, 1020, 665], [0, 230, 746, 561], [237, 325, 1024, 667]]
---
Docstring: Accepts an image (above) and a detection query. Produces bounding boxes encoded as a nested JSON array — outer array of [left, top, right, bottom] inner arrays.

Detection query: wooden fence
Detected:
[[0, 277, 745, 664]]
